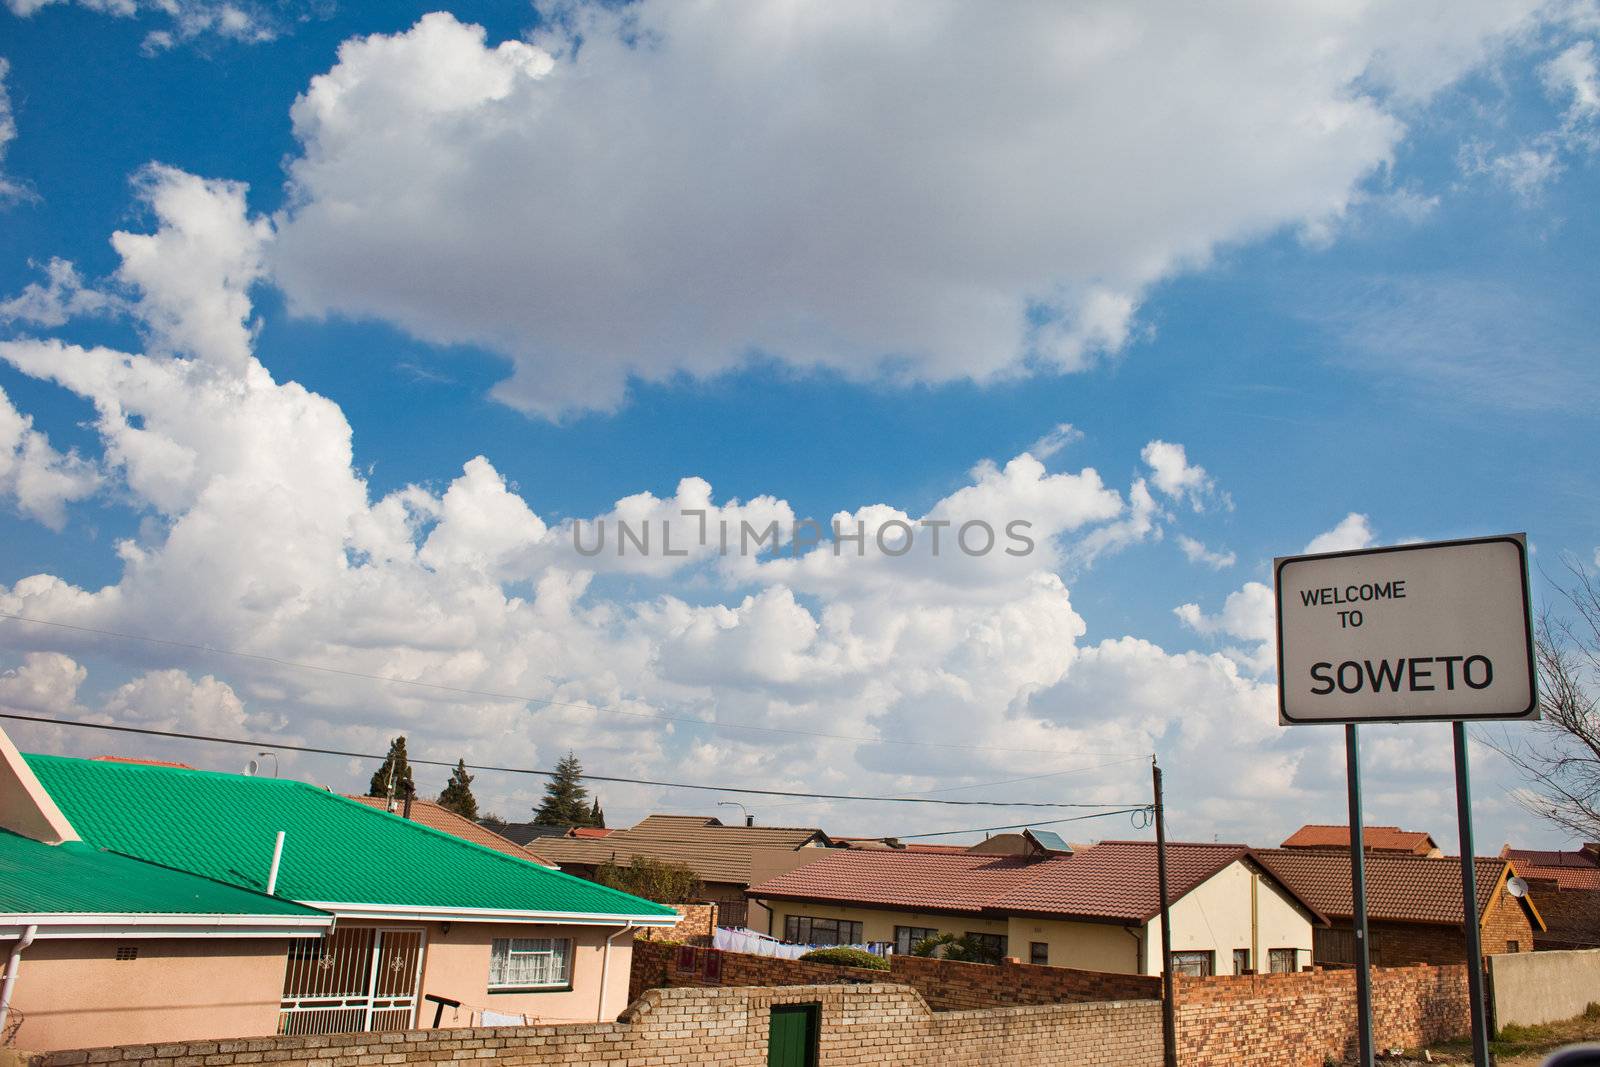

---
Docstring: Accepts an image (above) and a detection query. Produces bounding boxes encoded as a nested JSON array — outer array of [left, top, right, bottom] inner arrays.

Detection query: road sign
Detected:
[[1275, 534, 1536, 725]]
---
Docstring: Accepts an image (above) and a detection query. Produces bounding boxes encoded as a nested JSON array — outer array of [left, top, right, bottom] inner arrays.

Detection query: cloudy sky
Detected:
[[1, 0, 1597, 852]]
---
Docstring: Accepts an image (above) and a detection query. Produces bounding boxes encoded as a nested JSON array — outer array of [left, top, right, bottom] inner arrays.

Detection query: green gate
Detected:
[[767, 1003, 820, 1067]]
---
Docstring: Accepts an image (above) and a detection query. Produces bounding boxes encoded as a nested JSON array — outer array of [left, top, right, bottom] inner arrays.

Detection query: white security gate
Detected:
[[278, 927, 425, 1035]]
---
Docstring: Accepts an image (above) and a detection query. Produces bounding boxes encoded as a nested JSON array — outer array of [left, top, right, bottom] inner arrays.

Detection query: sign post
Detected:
[[1275, 534, 1537, 1067]]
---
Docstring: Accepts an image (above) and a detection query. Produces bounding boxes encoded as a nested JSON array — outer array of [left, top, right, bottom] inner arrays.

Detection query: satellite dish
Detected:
[[1506, 876, 1529, 899], [243, 759, 259, 777]]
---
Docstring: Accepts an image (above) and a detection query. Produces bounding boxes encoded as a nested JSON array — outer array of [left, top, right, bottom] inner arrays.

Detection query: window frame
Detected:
[[1232, 948, 1250, 975], [1268, 947, 1298, 974], [783, 915, 863, 947], [963, 932, 1008, 963], [488, 936, 574, 993], [1169, 950, 1215, 977], [893, 925, 939, 955], [1029, 941, 1049, 966]]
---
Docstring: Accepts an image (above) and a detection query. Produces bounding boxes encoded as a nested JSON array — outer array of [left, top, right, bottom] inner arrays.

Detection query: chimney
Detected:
[[402, 785, 414, 820], [746, 814, 755, 827]]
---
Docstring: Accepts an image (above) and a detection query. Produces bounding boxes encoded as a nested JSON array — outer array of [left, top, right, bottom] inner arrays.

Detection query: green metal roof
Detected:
[[25, 754, 675, 921], [0, 829, 326, 918]]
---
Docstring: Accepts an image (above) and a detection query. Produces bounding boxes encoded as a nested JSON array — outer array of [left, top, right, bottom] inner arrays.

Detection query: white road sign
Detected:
[[1275, 534, 1537, 725]]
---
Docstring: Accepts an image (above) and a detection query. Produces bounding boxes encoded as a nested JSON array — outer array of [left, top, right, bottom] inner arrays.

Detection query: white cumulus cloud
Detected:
[[270, 3, 1548, 418]]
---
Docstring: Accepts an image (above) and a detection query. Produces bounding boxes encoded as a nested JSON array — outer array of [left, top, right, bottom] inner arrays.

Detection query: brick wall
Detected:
[[628, 940, 1160, 1009], [634, 902, 718, 944], [1175, 964, 1470, 1067], [27, 983, 1163, 1067], [1481, 889, 1535, 956]]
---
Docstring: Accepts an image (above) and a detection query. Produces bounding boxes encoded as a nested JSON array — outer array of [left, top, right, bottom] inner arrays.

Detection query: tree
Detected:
[[437, 758, 479, 820], [1492, 559, 1600, 840], [594, 856, 703, 903], [367, 736, 415, 802], [588, 797, 606, 829], [534, 750, 596, 826], [910, 932, 1001, 964]]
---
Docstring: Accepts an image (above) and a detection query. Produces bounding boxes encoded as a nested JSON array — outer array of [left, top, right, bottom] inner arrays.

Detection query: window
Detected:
[[894, 926, 938, 955], [489, 938, 572, 991], [114, 945, 139, 961], [1169, 951, 1214, 977], [1269, 948, 1298, 974], [964, 932, 1008, 963], [784, 915, 863, 946], [1232, 948, 1250, 975], [1505, 940, 1521, 954], [1029, 942, 1049, 966]]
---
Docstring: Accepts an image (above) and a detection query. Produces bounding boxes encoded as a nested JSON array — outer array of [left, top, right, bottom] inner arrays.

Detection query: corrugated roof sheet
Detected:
[[345, 796, 555, 866], [749, 840, 1313, 924], [0, 829, 326, 919], [1258, 848, 1512, 926], [26, 753, 675, 920], [537, 813, 827, 886], [1281, 824, 1437, 854]]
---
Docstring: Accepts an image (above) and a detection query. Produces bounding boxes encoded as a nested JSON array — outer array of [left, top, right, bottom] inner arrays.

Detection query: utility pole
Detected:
[[1346, 725, 1375, 1067], [1153, 758, 1176, 1067]]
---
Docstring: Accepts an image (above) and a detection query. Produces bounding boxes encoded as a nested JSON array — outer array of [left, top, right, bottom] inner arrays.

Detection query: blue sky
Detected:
[[0, 0, 1596, 851]]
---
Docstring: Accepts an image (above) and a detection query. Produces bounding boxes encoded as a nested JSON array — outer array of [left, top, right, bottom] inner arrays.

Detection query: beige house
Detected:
[[748, 837, 1324, 976], [2, 729, 676, 1053]]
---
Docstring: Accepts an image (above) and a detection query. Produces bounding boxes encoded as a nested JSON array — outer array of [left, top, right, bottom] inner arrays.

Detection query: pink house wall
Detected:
[[9, 937, 290, 1052], [408, 921, 635, 1026]]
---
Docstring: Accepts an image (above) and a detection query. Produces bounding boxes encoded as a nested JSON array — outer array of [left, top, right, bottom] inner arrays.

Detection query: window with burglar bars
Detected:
[[1169, 950, 1214, 977], [783, 915, 862, 945], [489, 938, 572, 990], [893, 926, 938, 955], [1269, 948, 1299, 973], [963, 932, 1008, 963]]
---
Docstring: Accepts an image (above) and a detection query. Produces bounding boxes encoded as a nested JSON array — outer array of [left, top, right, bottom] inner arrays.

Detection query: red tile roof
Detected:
[[1281, 824, 1438, 855], [345, 796, 555, 866], [1258, 848, 1538, 928], [1504, 847, 1600, 891], [749, 840, 1323, 924], [569, 827, 614, 838], [92, 756, 196, 769]]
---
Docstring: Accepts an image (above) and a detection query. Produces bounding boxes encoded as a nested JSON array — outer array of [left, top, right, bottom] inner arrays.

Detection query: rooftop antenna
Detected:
[[1506, 876, 1529, 899], [257, 751, 278, 778]]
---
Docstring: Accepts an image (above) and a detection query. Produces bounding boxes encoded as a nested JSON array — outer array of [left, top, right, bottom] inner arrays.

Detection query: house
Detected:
[[1282, 823, 1443, 857], [1257, 848, 1544, 966], [345, 795, 557, 866], [480, 821, 575, 848], [537, 814, 831, 929], [746, 837, 1325, 976], [8, 736, 677, 1048], [1501, 843, 1600, 949]]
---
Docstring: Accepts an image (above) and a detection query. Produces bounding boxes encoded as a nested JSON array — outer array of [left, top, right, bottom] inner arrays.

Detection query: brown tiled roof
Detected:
[[1531, 888, 1600, 948], [749, 840, 1322, 925], [1504, 847, 1600, 891], [993, 841, 1322, 923], [535, 814, 828, 887], [750, 849, 1066, 915], [1282, 824, 1438, 855], [1258, 848, 1527, 927], [570, 827, 614, 839], [345, 796, 555, 866]]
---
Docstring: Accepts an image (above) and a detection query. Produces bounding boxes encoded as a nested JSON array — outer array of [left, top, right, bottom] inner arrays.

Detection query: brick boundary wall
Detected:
[[1175, 964, 1470, 1067], [633, 902, 717, 944], [25, 983, 1163, 1067], [627, 940, 1161, 1009]]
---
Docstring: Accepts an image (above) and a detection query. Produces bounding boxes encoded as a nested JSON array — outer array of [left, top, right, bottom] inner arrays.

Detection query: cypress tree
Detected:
[[437, 758, 479, 820], [588, 796, 605, 829], [367, 736, 415, 801], [533, 750, 591, 826]]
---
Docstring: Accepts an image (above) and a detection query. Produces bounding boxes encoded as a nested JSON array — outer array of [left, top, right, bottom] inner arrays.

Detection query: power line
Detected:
[[895, 806, 1152, 839], [0, 612, 1149, 759], [757, 754, 1151, 810], [0, 712, 1150, 810]]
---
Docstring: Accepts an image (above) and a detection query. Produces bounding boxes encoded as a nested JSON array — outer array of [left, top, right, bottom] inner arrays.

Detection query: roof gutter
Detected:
[[0, 914, 333, 939], [0, 924, 37, 1038], [298, 902, 679, 927]]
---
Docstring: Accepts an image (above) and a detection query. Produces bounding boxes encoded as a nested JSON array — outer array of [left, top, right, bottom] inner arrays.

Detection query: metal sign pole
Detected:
[[1153, 759, 1177, 1067], [1453, 721, 1491, 1067], [1346, 723, 1375, 1067]]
